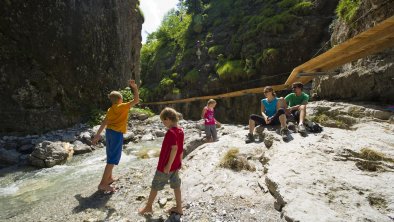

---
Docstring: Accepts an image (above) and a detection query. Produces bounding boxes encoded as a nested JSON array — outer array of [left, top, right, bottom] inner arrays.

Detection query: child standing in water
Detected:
[[201, 99, 221, 142], [139, 107, 184, 215], [92, 80, 139, 193]]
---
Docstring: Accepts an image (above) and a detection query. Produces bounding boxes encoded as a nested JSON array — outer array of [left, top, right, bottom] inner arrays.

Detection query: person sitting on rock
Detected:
[[139, 107, 184, 216], [92, 80, 139, 193], [201, 99, 221, 142], [284, 82, 309, 134], [246, 86, 288, 143]]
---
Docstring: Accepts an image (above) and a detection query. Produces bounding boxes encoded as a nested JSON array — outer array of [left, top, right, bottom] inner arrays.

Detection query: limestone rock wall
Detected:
[[313, 0, 394, 103], [0, 0, 143, 135]]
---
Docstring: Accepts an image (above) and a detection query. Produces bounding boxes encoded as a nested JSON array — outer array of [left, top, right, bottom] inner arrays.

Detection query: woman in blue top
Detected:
[[246, 86, 288, 143]]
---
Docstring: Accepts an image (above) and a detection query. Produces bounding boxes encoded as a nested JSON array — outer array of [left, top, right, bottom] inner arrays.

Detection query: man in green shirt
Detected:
[[285, 82, 309, 134]]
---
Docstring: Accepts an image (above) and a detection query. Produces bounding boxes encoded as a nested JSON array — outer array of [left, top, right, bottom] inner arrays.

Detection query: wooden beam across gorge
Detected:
[[143, 16, 394, 105], [284, 16, 394, 87]]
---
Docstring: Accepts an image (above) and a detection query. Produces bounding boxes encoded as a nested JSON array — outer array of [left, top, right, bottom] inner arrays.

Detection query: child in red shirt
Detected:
[[139, 107, 184, 216]]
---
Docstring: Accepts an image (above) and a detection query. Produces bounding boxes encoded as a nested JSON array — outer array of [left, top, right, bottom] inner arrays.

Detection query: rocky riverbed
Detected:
[[0, 101, 393, 222]]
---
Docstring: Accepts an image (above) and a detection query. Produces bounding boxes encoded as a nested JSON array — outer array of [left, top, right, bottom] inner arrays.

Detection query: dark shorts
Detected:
[[105, 129, 123, 165], [291, 110, 300, 123], [250, 108, 285, 126], [151, 170, 181, 191]]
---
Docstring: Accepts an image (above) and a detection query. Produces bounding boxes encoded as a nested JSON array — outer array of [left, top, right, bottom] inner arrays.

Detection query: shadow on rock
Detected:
[[143, 212, 182, 222], [72, 191, 112, 213]]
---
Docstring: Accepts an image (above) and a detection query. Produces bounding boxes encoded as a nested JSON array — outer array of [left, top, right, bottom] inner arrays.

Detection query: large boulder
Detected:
[[29, 141, 74, 168], [0, 0, 143, 135]]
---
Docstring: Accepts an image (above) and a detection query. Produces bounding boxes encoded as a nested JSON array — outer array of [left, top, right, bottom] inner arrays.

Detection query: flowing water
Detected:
[[0, 139, 163, 220]]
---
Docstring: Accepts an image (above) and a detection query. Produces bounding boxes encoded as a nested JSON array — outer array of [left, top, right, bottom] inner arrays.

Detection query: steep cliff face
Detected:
[[313, 0, 394, 103], [0, 0, 143, 135], [140, 0, 339, 101]]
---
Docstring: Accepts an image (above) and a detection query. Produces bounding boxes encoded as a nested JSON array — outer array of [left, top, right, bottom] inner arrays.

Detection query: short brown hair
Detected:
[[292, 82, 304, 89], [160, 107, 180, 123], [207, 99, 216, 105], [108, 91, 123, 104], [264, 86, 276, 96]]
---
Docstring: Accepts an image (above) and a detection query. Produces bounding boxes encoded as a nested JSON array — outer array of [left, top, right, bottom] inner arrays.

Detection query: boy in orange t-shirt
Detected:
[[92, 80, 139, 192]]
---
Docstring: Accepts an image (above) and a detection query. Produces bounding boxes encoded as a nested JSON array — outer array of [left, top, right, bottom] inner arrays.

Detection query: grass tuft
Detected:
[[219, 148, 256, 172]]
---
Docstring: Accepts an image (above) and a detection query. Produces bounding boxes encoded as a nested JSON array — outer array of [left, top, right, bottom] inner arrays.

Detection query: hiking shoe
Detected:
[[299, 124, 306, 133], [245, 133, 255, 143], [280, 127, 289, 141]]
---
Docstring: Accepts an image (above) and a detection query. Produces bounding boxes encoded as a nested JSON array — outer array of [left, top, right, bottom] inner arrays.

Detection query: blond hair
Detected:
[[160, 107, 181, 123], [207, 99, 216, 105], [108, 91, 123, 104]]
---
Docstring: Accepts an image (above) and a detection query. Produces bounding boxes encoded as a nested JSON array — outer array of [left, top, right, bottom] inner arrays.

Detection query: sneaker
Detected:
[[245, 133, 255, 144], [280, 127, 289, 141]]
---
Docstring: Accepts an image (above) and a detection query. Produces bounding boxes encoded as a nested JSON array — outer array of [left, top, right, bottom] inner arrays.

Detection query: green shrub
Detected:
[[291, 1, 313, 15], [130, 107, 155, 117], [172, 88, 181, 94], [119, 87, 134, 102], [216, 60, 246, 81], [159, 77, 174, 89], [184, 69, 200, 83], [256, 48, 279, 68], [88, 108, 105, 127], [336, 0, 361, 23], [208, 45, 225, 56]]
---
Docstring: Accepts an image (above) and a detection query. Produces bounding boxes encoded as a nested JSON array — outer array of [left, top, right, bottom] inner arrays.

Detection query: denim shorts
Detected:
[[105, 129, 123, 165], [151, 170, 181, 190]]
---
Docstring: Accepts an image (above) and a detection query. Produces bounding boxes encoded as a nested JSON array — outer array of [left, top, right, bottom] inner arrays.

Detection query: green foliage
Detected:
[[184, 69, 200, 83], [159, 77, 174, 89], [130, 107, 155, 117], [88, 109, 105, 127], [336, 0, 361, 23], [139, 87, 152, 102], [216, 60, 247, 81], [119, 87, 134, 102], [208, 45, 225, 57], [291, 1, 313, 15], [257, 48, 279, 68]]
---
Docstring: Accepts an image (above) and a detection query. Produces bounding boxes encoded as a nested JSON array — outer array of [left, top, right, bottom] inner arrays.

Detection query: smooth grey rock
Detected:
[[373, 110, 392, 120], [72, 141, 92, 155], [29, 141, 73, 168], [183, 135, 204, 157], [123, 132, 135, 142], [154, 130, 165, 137], [141, 133, 155, 141]]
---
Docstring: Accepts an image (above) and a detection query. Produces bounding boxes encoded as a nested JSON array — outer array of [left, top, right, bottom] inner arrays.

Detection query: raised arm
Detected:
[[128, 80, 139, 107]]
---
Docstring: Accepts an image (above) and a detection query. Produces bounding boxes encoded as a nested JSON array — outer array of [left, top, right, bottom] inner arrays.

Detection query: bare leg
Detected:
[[279, 114, 287, 128], [299, 105, 306, 125], [98, 164, 115, 192], [249, 119, 255, 134], [168, 187, 183, 215], [138, 189, 158, 214]]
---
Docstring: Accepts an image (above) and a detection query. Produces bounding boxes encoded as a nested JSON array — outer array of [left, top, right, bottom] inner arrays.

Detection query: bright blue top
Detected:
[[261, 97, 278, 117]]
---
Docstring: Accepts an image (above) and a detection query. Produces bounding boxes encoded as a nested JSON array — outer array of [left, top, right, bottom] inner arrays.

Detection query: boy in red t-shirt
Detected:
[[138, 107, 184, 216]]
